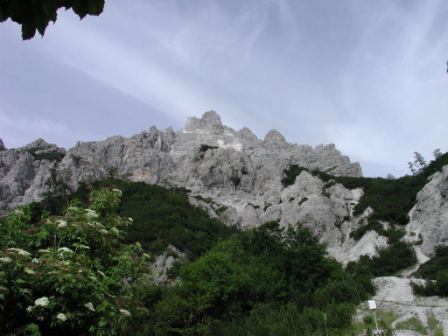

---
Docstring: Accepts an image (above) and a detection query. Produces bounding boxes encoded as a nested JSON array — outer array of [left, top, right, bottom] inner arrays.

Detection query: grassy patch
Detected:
[[395, 316, 427, 334]]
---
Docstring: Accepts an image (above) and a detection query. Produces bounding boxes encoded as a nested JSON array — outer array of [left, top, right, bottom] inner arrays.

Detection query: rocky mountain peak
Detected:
[[184, 110, 223, 134], [22, 138, 54, 150], [263, 129, 287, 147]]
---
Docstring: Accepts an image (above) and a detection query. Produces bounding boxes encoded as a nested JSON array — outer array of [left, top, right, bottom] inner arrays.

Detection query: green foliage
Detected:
[[0, 0, 105, 39], [282, 152, 448, 226], [347, 242, 417, 278], [395, 316, 427, 334], [414, 245, 448, 279], [73, 179, 236, 258], [199, 144, 218, 153], [26, 149, 65, 162], [153, 222, 372, 335], [354, 309, 396, 335], [0, 181, 378, 335], [281, 165, 307, 187], [350, 222, 405, 244], [0, 188, 156, 335], [412, 246, 448, 297]]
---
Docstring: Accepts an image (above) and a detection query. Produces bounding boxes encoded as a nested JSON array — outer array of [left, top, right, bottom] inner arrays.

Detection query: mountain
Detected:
[[2, 111, 448, 334], [1, 111, 448, 262]]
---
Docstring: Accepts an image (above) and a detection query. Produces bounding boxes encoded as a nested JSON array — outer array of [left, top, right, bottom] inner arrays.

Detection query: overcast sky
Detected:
[[1, 0, 447, 177]]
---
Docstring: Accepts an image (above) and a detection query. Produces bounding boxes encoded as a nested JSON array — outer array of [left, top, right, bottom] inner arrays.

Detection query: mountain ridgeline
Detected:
[[1, 111, 448, 335]]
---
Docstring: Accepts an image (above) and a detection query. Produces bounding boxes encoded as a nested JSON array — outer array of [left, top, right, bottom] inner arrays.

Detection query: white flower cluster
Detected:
[[85, 302, 95, 312], [0, 257, 12, 263], [56, 313, 67, 321], [34, 296, 50, 307], [119, 309, 131, 317], [58, 247, 74, 254], [112, 188, 123, 197], [85, 209, 99, 219], [7, 248, 31, 257], [24, 267, 35, 275], [57, 219, 67, 229]]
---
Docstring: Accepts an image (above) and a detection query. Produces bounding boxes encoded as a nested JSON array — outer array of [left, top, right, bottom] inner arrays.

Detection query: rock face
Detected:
[[0, 111, 366, 253], [405, 165, 448, 256]]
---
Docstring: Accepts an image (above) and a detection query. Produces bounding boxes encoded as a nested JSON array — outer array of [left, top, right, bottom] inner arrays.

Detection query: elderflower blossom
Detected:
[[110, 227, 120, 235], [57, 219, 67, 229], [0, 257, 12, 263], [85, 209, 99, 219], [34, 297, 50, 307], [24, 267, 35, 275], [119, 309, 131, 317], [26, 306, 33, 312], [32, 258, 40, 263], [58, 247, 74, 254], [112, 188, 122, 196], [56, 313, 67, 322], [84, 302, 95, 312], [128, 217, 134, 223], [7, 248, 31, 257]]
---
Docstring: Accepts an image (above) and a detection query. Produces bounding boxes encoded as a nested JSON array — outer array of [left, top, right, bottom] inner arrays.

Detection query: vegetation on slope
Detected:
[[346, 242, 417, 279], [0, 182, 374, 335], [412, 246, 448, 297], [35, 179, 236, 259], [282, 152, 448, 225]]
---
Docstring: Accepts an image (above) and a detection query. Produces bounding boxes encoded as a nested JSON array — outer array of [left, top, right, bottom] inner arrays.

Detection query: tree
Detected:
[[433, 148, 442, 159], [408, 152, 427, 175], [0, 0, 105, 40]]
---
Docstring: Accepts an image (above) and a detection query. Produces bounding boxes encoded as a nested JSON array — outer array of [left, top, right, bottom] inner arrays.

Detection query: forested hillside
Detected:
[[1, 181, 375, 335]]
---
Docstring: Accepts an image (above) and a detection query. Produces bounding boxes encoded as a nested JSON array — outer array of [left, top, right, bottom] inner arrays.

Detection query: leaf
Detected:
[[0, 2, 9, 22], [22, 22, 36, 40], [88, 0, 105, 16], [72, 0, 90, 19]]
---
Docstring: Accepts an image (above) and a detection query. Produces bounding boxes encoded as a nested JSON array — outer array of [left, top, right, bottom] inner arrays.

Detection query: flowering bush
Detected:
[[0, 189, 154, 335]]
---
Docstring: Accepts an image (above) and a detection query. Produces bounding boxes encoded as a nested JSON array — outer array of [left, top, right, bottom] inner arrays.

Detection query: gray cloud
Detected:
[[0, 0, 447, 177]]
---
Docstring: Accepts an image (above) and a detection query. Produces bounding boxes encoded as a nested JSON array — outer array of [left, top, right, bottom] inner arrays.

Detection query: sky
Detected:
[[1, 0, 447, 177]]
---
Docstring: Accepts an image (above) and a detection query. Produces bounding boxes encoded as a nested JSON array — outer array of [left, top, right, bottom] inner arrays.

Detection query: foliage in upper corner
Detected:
[[0, 188, 157, 335], [0, 0, 105, 40]]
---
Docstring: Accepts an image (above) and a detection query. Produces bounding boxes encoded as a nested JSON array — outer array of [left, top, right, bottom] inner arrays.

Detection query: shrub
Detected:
[[282, 152, 448, 225], [0, 188, 156, 335], [347, 242, 417, 278]]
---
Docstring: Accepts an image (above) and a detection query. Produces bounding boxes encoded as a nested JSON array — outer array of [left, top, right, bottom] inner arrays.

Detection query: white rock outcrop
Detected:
[[404, 165, 448, 256]]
